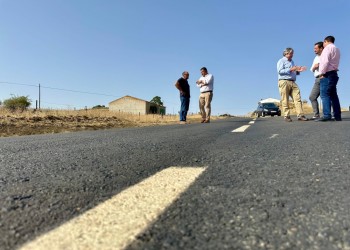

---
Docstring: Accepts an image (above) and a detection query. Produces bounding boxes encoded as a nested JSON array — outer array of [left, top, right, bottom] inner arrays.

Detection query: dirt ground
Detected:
[[0, 114, 141, 137], [0, 111, 214, 137]]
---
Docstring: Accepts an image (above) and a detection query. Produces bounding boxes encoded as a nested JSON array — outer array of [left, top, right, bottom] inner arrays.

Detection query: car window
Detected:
[[263, 103, 278, 108]]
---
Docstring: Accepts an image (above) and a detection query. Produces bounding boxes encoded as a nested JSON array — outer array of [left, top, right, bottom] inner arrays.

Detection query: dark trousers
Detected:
[[320, 71, 341, 119], [180, 95, 190, 121]]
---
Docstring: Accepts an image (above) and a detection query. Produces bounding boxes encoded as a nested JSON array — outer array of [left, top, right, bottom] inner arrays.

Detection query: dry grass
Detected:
[[249, 102, 348, 118], [285, 103, 348, 115], [0, 109, 218, 137]]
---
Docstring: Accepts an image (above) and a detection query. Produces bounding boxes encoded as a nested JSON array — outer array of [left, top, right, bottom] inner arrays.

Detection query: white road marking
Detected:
[[232, 125, 250, 133], [20, 167, 207, 250], [249, 121, 255, 124], [269, 134, 279, 139]]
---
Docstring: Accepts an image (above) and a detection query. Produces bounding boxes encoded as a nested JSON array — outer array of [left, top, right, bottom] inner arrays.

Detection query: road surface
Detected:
[[1, 113, 349, 249]]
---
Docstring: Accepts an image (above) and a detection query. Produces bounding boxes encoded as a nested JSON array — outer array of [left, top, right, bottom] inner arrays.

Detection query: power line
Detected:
[[41, 86, 120, 97], [0, 81, 38, 88], [0, 81, 121, 98]]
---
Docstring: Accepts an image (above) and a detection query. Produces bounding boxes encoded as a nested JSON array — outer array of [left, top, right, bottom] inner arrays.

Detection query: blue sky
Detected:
[[0, 0, 349, 115]]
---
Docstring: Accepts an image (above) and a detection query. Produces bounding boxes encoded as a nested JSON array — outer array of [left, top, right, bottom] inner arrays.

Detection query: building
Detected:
[[109, 95, 166, 115]]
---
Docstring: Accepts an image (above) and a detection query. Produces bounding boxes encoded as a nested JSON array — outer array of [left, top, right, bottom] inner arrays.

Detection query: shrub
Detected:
[[3, 95, 31, 112], [92, 105, 108, 109]]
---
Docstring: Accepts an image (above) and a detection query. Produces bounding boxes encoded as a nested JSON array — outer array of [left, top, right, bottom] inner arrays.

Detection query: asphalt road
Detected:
[[1, 113, 350, 249]]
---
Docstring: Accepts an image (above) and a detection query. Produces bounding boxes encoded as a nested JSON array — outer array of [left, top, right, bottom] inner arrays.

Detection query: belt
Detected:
[[279, 79, 295, 81], [322, 70, 338, 78], [201, 90, 213, 93]]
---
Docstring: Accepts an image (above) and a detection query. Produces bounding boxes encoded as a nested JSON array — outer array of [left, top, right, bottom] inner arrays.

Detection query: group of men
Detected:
[[174, 35, 341, 124], [277, 35, 341, 122], [175, 67, 214, 124]]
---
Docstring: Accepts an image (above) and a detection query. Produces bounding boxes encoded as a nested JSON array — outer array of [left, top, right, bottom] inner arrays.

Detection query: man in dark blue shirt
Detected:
[[175, 71, 190, 124]]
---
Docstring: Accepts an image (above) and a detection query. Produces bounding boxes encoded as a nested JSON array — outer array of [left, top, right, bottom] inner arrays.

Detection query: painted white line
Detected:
[[249, 121, 255, 124], [20, 167, 207, 250], [269, 134, 279, 139], [232, 125, 250, 133]]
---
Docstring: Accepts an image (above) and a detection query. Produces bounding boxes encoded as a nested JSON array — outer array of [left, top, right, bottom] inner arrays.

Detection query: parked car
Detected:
[[255, 102, 281, 117]]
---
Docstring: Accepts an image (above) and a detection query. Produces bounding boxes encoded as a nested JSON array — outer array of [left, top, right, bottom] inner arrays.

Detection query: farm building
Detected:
[[109, 95, 166, 115]]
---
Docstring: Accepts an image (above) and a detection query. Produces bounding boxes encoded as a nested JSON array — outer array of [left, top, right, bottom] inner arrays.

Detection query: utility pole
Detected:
[[38, 83, 41, 110]]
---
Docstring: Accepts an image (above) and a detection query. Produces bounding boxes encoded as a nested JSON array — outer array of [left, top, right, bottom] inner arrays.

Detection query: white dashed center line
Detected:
[[269, 134, 279, 139], [249, 121, 255, 124], [20, 167, 207, 250], [232, 125, 250, 133]]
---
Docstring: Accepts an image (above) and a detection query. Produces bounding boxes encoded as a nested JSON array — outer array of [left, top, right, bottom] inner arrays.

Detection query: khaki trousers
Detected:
[[278, 80, 304, 117], [199, 92, 213, 120]]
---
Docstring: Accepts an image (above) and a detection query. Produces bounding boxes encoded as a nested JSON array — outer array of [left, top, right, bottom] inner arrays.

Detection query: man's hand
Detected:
[[312, 63, 319, 71], [290, 66, 298, 72], [297, 66, 307, 72]]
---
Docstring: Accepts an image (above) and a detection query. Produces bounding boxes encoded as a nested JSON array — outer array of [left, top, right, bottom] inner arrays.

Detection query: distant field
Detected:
[[0, 109, 219, 137]]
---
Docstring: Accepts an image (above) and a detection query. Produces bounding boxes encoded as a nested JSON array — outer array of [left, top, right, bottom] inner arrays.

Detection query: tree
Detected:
[[150, 96, 163, 106], [92, 105, 108, 109], [3, 95, 31, 112]]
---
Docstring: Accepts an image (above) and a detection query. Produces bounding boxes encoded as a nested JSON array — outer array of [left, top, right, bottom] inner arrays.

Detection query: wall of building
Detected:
[[109, 96, 147, 115]]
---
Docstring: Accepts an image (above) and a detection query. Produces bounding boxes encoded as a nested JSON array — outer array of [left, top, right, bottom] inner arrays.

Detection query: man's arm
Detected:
[[196, 75, 212, 86], [175, 81, 185, 95], [311, 63, 319, 72], [196, 77, 204, 87], [277, 60, 291, 75], [319, 46, 330, 75], [310, 57, 319, 72]]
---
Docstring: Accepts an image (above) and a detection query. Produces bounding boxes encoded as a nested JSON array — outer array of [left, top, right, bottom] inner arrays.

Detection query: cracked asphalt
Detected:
[[1, 113, 349, 249]]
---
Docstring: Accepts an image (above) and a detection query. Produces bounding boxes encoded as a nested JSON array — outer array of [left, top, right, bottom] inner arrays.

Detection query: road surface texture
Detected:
[[0, 113, 349, 249]]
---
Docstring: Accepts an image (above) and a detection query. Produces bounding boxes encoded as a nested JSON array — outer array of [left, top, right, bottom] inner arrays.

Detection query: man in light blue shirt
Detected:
[[277, 47, 308, 122]]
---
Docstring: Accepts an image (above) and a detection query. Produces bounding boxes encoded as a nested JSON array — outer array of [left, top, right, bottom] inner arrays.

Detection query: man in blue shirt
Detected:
[[277, 48, 308, 122]]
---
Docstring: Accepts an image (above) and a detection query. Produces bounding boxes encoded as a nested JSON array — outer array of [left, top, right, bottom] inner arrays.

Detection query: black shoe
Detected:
[[314, 117, 335, 122]]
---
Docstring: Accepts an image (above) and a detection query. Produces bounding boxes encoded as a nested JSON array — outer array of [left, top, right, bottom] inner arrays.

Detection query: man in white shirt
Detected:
[[309, 42, 323, 119], [196, 67, 214, 123]]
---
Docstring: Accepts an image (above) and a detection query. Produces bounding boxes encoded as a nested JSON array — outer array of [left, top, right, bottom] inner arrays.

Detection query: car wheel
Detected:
[[262, 112, 265, 117]]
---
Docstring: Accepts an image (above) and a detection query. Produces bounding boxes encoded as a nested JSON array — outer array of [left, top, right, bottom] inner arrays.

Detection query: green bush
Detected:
[[3, 95, 31, 112]]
